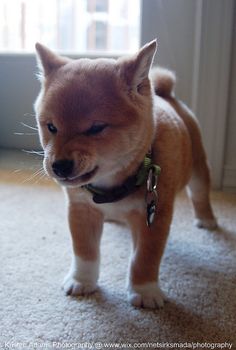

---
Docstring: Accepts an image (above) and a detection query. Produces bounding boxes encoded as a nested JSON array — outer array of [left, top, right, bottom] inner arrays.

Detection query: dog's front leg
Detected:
[[127, 205, 173, 309], [63, 201, 103, 296]]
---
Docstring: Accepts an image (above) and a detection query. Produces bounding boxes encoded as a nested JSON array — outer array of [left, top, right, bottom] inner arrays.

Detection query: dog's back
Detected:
[[151, 67, 216, 229]]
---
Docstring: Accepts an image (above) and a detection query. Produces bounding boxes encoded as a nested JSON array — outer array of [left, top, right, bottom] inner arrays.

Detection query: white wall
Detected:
[[223, 4, 236, 190], [0, 54, 41, 149], [141, 0, 196, 107]]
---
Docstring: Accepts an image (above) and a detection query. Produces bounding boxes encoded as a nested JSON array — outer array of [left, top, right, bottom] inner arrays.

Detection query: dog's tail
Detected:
[[150, 67, 176, 98]]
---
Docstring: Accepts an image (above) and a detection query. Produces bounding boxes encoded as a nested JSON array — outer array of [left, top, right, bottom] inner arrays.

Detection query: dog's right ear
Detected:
[[35, 43, 68, 77]]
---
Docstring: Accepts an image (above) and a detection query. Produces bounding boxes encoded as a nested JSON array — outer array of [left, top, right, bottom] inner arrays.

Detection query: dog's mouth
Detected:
[[59, 166, 98, 186]]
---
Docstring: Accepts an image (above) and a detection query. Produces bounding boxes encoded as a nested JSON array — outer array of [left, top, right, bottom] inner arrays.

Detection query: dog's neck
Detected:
[[83, 152, 161, 204]]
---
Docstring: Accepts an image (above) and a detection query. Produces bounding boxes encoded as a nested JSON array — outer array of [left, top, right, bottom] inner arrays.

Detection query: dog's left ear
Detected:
[[118, 39, 157, 92]]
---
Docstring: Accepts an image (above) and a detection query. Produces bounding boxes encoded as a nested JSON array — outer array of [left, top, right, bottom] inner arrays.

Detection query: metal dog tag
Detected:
[[147, 199, 156, 226], [146, 190, 157, 227]]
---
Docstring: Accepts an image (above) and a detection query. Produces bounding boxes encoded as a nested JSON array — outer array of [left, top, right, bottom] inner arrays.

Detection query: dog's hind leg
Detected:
[[187, 135, 217, 230], [167, 98, 218, 230]]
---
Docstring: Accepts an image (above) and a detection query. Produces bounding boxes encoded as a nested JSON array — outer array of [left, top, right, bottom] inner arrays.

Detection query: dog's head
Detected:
[[34, 41, 157, 187]]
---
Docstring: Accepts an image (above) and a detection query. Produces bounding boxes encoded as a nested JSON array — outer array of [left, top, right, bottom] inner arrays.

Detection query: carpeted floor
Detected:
[[0, 168, 236, 349]]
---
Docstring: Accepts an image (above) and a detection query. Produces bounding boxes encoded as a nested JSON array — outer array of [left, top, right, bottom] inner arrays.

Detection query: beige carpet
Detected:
[[0, 170, 236, 349]]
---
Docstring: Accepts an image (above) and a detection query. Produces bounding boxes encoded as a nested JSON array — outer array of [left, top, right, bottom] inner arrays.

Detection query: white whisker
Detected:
[[35, 172, 48, 184], [24, 113, 36, 118], [21, 168, 45, 184], [22, 149, 44, 156], [20, 122, 38, 131], [14, 132, 37, 136], [12, 169, 22, 174]]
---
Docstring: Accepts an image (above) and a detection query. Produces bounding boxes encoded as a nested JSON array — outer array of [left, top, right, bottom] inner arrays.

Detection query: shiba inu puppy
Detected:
[[35, 40, 217, 308]]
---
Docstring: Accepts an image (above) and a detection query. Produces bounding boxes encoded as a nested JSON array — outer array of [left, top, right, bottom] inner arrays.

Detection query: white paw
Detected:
[[63, 255, 99, 296], [194, 218, 218, 230], [63, 275, 97, 296], [128, 282, 166, 309]]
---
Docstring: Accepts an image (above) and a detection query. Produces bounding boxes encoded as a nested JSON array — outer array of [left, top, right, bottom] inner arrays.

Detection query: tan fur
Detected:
[[67, 201, 103, 261], [150, 67, 176, 97], [35, 41, 217, 308]]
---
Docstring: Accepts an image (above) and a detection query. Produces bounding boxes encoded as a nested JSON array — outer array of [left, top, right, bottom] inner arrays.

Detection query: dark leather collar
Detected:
[[83, 154, 161, 204]]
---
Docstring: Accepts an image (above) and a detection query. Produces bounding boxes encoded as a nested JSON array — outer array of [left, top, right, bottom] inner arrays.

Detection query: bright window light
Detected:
[[0, 0, 141, 54]]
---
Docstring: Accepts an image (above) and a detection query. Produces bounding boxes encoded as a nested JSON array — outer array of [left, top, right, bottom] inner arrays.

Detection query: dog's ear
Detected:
[[35, 43, 68, 77], [118, 40, 157, 92]]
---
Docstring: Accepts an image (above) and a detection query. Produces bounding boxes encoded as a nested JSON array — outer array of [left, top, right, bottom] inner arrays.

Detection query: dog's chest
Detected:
[[66, 187, 145, 224], [99, 198, 144, 223]]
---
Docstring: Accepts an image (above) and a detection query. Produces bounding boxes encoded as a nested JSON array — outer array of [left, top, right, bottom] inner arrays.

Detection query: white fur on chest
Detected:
[[66, 187, 144, 224], [101, 198, 144, 223]]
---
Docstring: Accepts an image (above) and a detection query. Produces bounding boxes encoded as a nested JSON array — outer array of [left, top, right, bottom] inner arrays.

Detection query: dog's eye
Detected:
[[85, 123, 108, 136], [47, 123, 57, 134]]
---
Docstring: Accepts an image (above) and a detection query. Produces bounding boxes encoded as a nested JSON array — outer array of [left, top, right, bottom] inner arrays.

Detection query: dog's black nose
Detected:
[[52, 159, 74, 178]]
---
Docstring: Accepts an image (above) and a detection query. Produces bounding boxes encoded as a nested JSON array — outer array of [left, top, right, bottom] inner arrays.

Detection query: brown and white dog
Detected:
[[34, 40, 217, 308]]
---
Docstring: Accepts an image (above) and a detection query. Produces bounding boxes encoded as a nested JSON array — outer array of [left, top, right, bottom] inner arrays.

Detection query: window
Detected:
[[87, 0, 108, 13], [0, 0, 141, 54]]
